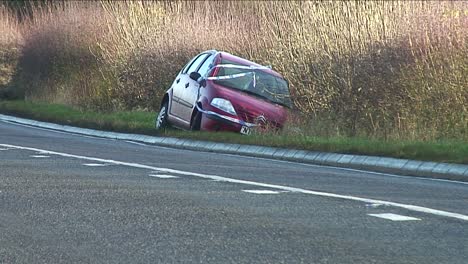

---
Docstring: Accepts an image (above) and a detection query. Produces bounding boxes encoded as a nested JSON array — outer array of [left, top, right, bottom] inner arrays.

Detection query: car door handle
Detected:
[[176, 78, 180, 84], [185, 83, 189, 88]]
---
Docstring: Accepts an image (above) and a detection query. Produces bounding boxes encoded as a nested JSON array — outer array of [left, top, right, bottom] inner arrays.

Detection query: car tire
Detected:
[[155, 101, 169, 130], [190, 110, 201, 131]]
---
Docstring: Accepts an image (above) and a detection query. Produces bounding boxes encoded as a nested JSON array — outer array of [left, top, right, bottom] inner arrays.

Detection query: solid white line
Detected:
[[3, 117, 468, 187], [0, 119, 177, 152], [125, 140, 149, 147], [219, 152, 468, 186], [1, 120, 110, 140], [368, 213, 421, 221], [243, 190, 282, 194], [2, 143, 468, 222], [149, 174, 179, 179]]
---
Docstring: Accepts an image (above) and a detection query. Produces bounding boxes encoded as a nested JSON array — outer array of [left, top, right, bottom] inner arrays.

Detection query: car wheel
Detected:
[[190, 110, 201, 131], [155, 101, 169, 130]]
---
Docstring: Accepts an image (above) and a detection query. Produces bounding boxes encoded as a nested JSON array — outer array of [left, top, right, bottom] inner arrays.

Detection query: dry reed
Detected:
[[0, 5, 21, 91], [1, 1, 467, 140]]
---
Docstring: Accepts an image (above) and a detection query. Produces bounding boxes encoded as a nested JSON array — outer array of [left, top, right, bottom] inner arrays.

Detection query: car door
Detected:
[[179, 54, 216, 122], [171, 53, 210, 119]]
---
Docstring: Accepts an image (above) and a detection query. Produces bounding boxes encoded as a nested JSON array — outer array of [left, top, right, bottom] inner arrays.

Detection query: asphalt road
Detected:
[[1, 120, 468, 264]]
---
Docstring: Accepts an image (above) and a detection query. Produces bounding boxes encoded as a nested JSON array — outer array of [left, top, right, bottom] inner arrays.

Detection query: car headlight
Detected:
[[210, 98, 237, 115]]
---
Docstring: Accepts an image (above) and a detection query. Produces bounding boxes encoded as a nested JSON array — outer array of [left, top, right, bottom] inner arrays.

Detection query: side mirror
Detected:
[[189, 72, 201, 81], [189, 72, 206, 87]]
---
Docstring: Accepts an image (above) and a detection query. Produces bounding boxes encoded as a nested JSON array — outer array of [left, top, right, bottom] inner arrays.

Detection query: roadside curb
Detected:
[[1, 114, 467, 182]]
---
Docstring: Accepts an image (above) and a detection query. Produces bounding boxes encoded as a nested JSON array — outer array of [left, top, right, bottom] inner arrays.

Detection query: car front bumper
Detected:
[[196, 105, 256, 133]]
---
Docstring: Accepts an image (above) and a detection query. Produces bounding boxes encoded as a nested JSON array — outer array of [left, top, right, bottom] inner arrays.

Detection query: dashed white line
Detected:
[[243, 190, 283, 194], [30, 155, 50, 158], [149, 174, 179, 179], [366, 203, 386, 208], [368, 213, 421, 221], [2, 143, 468, 222], [82, 163, 109, 167]]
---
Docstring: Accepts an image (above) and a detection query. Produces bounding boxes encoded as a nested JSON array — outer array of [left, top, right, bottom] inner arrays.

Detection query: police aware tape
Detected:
[[211, 64, 272, 70], [203, 64, 290, 99], [206, 72, 253, 81], [205, 64, 270, 81]]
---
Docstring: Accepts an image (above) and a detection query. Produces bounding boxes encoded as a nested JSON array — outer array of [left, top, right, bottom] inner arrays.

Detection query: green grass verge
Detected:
[[1, 99, 467, 164]]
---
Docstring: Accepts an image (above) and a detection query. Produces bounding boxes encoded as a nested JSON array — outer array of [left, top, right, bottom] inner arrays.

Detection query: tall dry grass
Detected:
[[2, 1, 467, 140], [255, 1, 467, 139], [0, 5, 21, 94], [96, 1, 265, 109], [7, 2, 112, 109]]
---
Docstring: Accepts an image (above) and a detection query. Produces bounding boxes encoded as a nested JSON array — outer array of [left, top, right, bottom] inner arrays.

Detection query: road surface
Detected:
[[1, 120, 467, 263]]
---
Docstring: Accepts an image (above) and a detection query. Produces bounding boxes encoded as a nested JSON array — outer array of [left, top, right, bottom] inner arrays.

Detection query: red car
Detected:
[[155, 50, 292, 135]]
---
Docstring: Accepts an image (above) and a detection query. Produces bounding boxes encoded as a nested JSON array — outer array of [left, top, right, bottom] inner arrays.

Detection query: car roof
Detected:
[[202, 50, 283, 78]]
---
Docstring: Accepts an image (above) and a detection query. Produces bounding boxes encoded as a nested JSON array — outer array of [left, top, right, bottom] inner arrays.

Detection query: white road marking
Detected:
[[219, 153, 468, 186], [368, 213, 421, 221], [82, 163, 109, 167], [149, 174, 179, 179], [243, 190, 282, 194], [0, 148, 10, 151], [3, 118, 468, 187], [1, 120, 113, 140], [30, 155, 50, 158], [2, 143, 468, 222], [366, 203, 385, 208], [125, 140, 149, 147]]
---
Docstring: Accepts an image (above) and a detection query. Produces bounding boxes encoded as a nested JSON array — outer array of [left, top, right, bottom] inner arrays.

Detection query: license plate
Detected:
[[240, 126, 252, 135]]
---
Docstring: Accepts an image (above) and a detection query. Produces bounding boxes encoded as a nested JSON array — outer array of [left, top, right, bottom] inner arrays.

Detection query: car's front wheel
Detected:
[[155, 101, 169, 130]]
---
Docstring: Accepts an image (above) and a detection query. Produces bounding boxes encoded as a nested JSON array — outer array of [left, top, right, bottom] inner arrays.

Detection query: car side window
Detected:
[[184, 54, 210, 75], [181, 56, 198, 74], [197, 54, 215, 77]]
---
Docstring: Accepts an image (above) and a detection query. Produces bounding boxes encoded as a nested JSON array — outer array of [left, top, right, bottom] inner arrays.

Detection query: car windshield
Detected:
[[211, 59, 292, 108]]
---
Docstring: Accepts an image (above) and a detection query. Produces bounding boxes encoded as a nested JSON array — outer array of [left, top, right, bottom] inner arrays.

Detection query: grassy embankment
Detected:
[[0, 2, 466, 163], [1, 100, 467, 164]]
